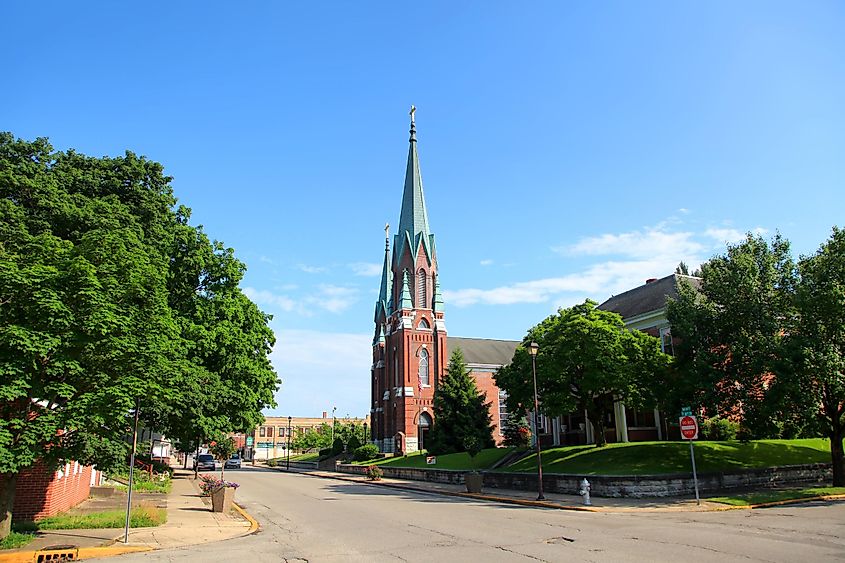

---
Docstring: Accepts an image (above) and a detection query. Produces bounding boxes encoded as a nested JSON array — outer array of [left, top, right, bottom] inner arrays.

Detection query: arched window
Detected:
[[418, 348, 430, 386], [417, 269, 427, 308], [418, 411, 432, 428], [418, 318, 430, 329]]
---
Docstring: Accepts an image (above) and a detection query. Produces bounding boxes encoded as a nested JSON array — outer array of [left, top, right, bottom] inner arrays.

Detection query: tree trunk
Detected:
[[831, 427, 844, 487], [589, 410, 607, 447], [0, 473, 18, 540]]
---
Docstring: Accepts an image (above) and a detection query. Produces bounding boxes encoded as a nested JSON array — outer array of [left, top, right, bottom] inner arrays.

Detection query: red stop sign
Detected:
[[679, 416, 698, 440]]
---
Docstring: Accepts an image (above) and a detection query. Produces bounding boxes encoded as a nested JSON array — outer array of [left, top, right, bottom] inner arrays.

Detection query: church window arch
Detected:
[[418, 318, 430, 329], [418, 348, 430, 386]]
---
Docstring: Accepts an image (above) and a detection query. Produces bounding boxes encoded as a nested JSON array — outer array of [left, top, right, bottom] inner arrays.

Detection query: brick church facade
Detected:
[[370, 111, 517, 454]]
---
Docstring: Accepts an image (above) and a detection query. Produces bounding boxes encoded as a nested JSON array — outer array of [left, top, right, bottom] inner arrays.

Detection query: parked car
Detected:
[[224, 454, 242, 469], [194, 453, 216, 471]]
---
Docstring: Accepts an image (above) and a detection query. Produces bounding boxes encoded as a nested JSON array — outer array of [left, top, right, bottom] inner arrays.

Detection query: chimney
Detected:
[[322, 411, 327, 419], [646, 278, 657, 284]]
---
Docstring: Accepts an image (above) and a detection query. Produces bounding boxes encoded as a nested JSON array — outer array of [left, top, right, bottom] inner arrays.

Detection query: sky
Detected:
[[4, 2, 844, 418]]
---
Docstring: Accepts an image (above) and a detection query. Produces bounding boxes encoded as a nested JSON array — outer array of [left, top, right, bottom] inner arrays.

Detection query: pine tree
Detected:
[[502, 409, 530, 448], [427, 348, 495, 456]]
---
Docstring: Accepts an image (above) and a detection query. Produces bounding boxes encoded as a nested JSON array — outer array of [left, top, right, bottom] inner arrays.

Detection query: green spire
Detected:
[[394, 107, 435, 266], [374, 224, 392, 323], [400, 270, 413, 309], [434, 276, 444, 313]]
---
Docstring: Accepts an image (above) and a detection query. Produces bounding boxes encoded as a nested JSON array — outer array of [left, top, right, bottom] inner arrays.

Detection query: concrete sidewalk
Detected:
[[0, 469, 252, 562]]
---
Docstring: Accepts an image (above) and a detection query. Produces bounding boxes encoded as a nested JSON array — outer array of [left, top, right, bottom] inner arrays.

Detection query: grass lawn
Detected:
[[707, 486, 845, 506], [366, 447, 516, 470], [501, 438, 831, 475], [13, 505, 166, 532], [0, 531, 36, 550], [290, 453, 319, 462]]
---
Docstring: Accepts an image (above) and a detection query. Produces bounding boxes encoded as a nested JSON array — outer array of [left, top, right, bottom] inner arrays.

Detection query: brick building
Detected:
[[370, 111, 518, 454], [4, 460, 102, 521], [248, 413, 371, 460]]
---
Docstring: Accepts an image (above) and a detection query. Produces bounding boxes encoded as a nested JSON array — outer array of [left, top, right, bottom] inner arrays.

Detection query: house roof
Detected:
[[448, 337, 519, 367], [597, 273, 701, 320]]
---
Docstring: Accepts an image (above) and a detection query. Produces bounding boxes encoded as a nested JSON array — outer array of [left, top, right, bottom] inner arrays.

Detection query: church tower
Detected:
[[371, 109, 447, 453]]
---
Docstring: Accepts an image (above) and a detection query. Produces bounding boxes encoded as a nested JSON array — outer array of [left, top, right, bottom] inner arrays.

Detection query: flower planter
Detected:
[[211, 486, 236, 512], [464, 472, 483, 493]]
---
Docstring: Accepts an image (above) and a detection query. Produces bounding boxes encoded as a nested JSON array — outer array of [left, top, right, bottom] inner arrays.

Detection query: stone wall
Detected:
[[335, 462, 833, 498]]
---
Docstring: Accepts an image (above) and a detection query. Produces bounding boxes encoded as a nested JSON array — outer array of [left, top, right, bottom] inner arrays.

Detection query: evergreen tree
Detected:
[[502, 409, 530, 448], [427, 348, 495, 456]]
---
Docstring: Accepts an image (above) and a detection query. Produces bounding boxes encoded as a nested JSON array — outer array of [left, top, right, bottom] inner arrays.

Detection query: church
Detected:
[[369, 110, 518, 454], [370, 111, 686, 454]]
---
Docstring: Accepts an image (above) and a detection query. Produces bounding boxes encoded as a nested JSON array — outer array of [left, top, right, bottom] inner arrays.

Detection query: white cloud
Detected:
[[705, 227, 768, 245], [349, 262, 383, 277], [480, 259, 494, 266], [297, 264, 328, 274], [243, 287, 298, 312], [259, 255, 275, 264], [678, 208, 690, 214], [307, 285, 359, 314], [560, 227, 704, 260], [264, 329, 371, 417]]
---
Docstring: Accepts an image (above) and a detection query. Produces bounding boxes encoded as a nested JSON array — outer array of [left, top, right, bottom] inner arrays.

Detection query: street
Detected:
[[102, 466, 845, 562]]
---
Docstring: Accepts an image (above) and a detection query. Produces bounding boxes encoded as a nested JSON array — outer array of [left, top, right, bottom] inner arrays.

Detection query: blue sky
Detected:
[[4, 2, 844, 418]]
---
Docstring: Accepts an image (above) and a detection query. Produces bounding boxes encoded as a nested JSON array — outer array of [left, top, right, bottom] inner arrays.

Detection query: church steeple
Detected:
[[394, 106, 435, 267], [374, 224, 392, 327]]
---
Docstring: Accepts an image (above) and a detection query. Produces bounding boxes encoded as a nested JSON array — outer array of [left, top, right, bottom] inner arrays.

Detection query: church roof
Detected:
[[597, 273, 702, 320], [448, 337, 519, 367]]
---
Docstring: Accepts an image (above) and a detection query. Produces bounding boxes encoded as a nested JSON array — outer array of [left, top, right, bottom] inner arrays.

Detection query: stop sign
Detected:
[[679, 415, 698, 440]]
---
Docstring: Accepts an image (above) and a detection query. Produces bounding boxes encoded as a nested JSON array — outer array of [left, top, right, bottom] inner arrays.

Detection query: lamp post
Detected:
[[363, 422, 368, 444], [286, 416, 292, 470], [528, 341, 544, 500], [331, 406, 337, 443]]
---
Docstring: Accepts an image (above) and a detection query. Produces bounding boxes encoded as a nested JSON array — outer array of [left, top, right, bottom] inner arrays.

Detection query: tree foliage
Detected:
[[427, 348, 495, 456], [495, 300, 669, 447], [0, 133, 279, 537], [667, 234, 797, 438]]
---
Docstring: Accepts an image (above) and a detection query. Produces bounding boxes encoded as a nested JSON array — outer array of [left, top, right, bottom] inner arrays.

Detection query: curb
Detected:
[[0, 545, 152, 563], [232, 502, 260, 534], [710, 493, 845, 511]]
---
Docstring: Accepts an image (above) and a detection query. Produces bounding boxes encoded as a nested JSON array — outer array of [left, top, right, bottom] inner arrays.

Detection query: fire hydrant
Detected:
[[578, 478, 592, 506]]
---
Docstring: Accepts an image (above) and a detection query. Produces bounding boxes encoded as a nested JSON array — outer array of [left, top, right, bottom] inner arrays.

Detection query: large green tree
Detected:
[[0, 134, 278, 538], [789, 228, 845, 485], [427, 348, 495, 456], [667, 234, 797, 438], [496, 300, 669, 447]]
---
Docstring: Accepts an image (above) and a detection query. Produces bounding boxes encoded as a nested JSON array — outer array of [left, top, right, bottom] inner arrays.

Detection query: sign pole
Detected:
[[689, 439, 700, 505]]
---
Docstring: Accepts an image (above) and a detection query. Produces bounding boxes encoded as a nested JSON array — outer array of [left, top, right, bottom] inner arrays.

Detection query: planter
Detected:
[[464, 472, 484, 493], [211, 486, 236, 512]]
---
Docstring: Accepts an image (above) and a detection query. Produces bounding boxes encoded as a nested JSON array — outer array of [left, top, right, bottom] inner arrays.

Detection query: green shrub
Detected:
[[346, 435, 362, 452], [319, 447, 332, 458], [266, 459, 277, 467], [331, 438, 344, 456], [353, 444, 380, 462], [701, 417, 739, 441]]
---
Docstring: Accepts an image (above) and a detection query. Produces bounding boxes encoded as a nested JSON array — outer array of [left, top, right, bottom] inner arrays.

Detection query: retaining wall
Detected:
[[335, 462, 832, 498]]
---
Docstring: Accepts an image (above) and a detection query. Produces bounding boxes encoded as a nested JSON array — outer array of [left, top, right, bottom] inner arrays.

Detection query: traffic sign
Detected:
[[680, 406, 692, 416], [679, 415, 699, 440], [246, 437, 254, 446]]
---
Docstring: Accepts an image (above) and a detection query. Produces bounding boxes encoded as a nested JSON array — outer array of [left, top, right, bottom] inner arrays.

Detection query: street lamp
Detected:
[[363, 422, 368, 444], [286, 416, 292, 470], [331, 407, 337, 443], [528, 341, 544, 500]]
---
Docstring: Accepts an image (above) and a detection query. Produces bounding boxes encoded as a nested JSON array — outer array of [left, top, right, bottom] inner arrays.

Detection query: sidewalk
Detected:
[[0, 469, 252, 562]]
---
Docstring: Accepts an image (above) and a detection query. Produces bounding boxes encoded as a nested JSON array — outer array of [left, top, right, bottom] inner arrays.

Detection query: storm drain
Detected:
[[36, 545, 78, 562]]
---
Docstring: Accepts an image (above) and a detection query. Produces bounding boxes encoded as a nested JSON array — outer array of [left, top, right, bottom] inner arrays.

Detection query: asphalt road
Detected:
[[104, 466, 845, 562]]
